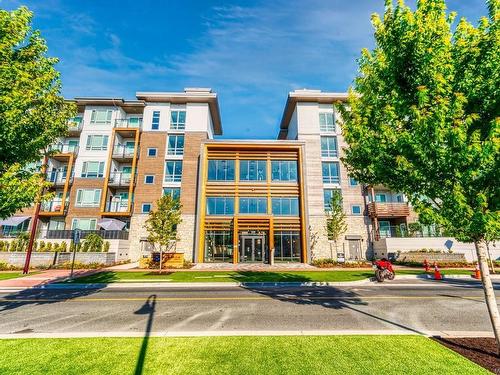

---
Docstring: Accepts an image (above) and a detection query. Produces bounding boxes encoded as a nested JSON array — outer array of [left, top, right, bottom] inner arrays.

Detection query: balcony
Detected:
[[368, 202, 410, 218], [40, 199, 68, 215], [44, 229, 129, 240], [102, 200, 132, 215], [114, 118, 142, 129], [49, 143, 79, 156], [67, 119, 82, 134], [108, 172, 134, 187], [112, 145, 137, 161], [46, 170, 73, 186]]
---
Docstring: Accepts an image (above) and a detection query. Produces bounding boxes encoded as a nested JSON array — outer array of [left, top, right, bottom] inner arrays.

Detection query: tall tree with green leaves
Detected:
[[339, 0, 500, 350], [145, 194, 182, 255], [0, 6, 75, 218], [326, 191, 347, 257]]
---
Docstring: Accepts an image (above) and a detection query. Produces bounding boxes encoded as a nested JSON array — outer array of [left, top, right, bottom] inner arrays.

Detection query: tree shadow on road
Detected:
[[245, 286, 426, 334]]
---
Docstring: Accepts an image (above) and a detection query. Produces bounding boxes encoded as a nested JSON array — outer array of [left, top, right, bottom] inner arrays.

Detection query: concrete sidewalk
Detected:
[[0, 269, 98, 288]]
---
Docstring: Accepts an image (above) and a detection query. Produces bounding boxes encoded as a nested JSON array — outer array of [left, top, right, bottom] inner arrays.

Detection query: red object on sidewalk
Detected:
[[474, 263, 481, 279], [434, 263, 442, 280], [423, 259, 430, 272]]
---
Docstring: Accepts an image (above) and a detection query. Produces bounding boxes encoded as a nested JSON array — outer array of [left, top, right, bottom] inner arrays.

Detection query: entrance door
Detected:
[[240, 235, 264, 262]]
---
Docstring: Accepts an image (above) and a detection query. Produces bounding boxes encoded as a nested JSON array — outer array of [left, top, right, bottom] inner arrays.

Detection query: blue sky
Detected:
[[1, 0, 488, 139]]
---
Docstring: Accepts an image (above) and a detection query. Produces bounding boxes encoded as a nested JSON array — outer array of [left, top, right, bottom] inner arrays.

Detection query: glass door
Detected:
[[240, 235, 265, 262]]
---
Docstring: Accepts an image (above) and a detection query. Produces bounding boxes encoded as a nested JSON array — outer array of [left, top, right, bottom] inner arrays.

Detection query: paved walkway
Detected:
[[0, 269, 97, 288]]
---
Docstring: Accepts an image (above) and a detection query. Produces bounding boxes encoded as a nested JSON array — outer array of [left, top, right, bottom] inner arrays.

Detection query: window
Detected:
[[144, 175, 155, 184], [271, 160, 298, 182], [208, 160, 235, 181], [142, 203, 152, 213], [396, 194, 404, 203], [85, 135, 109, 151], [170, 110, 186, 130], [274, 231, 301, 262], [164, 161, 183, 182], [48, 219, 65, 231], [239, 197, 267, 214], [240, 160, 266, 181], [322, 162, 340, 184], [324, 189, 341, 210], [272, 197, 299, 216], [349, 177, 359, 186], [206, 197, 234, 215], [319, 112, 335, 132], [351, 205, 362, 215], [127, 117, 142, 128], [71, 218, 97, 230], [81, 161, 105, 178], [167, 135, 185, 155], [151, 111, 160, 130], [75, 189, 101, 207], [90, 110, 112, 124], [375, 193, 387, 203], [205, 231, 233, 262], [163, 187, 181, 200], [147, 148, 157, 157], [321, 136, 338, 157]]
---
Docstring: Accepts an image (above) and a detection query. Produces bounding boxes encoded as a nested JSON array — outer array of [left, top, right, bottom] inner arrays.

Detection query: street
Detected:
[[0, 279, 498, 337]]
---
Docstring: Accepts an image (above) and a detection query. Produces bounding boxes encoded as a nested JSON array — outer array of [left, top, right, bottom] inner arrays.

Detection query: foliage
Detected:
[[145, 194, 182, 251], [53, 261, 106, 270], [81, 233, 104, 252], [325, 191, 347, 243], [0, 7, 76, 219], [103, 241, 110, 253], [338, 0, 499, 244]]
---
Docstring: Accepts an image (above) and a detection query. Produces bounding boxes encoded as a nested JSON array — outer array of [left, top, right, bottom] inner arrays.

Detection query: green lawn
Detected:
[[0, 271, 34, 281], [65, 269, 475, 284], [0, 336, 486, 375]]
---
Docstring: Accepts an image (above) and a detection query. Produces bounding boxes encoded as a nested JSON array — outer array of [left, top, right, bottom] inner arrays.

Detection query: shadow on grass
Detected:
[[134, 294, 157, 375]]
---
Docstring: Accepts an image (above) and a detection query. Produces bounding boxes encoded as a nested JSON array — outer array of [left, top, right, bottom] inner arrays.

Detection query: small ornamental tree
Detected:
[[0, 7, 76, 219], [144, 195, 182, 269], [326, 191, 347, 257], [339, 0, 500, 351]]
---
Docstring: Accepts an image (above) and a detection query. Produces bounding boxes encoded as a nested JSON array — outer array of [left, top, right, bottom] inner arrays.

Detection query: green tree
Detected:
[[0, 7, 76, 218], [326, 191, 347, 257], [339, 0, 500, 350], [145, 195, 182, 269]]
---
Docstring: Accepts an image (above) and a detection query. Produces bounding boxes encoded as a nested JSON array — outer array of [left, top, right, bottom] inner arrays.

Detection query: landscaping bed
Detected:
[[0, 336, 488, 374], [433, 337, 499, 374]]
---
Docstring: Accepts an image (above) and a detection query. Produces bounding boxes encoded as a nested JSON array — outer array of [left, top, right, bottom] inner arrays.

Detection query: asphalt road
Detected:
[[0, 279, 498, 336]]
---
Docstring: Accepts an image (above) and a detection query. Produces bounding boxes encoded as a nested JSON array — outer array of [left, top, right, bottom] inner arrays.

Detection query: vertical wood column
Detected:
[[233, 154, 240, 264]]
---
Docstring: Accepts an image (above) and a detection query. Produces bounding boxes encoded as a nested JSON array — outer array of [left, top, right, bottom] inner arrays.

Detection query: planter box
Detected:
[[152, 252, 184, 268]]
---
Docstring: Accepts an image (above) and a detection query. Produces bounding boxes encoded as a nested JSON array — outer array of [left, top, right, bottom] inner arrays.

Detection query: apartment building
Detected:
[[1, 88, 473, 264]]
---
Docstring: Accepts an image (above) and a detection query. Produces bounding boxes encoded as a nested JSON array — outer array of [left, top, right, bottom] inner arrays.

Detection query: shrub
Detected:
[[0, 241, 5, 252], [59, 241, 67, 252], [103, 241, 110, 253], [312, 258, 338, 268], [32, 241, 38, 252], [53, 261, 105, 270], [0, 262, 16, 271], [82, 233, 104, 252], [45, 242, 53, 252], [38, 241, 45, 252]]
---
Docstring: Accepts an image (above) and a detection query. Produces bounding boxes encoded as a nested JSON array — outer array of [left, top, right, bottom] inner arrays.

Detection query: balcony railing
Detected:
[[67, 120, 82, 133], [323, 175, 340, 184], [46, 170, 73, 185], [49, 144, 79, 155], [108, 172, 134, 187], [112, 145, 137, 159], [104, 201, 131, 213], [114, 118, 142, 129], [368, 202, 410, 218], [373, 225, 448, 240], [44, 230, 129, 240], [41, 199, 68, 213]]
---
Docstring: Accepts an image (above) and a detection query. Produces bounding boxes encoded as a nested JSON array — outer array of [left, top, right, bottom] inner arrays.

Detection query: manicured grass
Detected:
[[0, 336, 487, 374], [66, 269, 475, 284], [0, 272, 35, 281]]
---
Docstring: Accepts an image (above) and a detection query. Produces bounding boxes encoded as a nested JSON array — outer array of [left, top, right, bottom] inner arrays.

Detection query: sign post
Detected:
[[70, 229, 82, 279]]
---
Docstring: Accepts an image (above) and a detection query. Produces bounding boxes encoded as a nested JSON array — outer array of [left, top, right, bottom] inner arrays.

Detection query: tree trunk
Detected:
[[486, 242, 496, 274], [475, 240, 500, 354]]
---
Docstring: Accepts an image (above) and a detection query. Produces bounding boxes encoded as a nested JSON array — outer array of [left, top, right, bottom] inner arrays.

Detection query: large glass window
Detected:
[[322, 162, 340, 184], [163, 187, 181, 200], [208, 160, 235, 181], [271, 160, 298, 182], [85, 135, 109, 151], [90, 110, 112, 124], [170, 110, 186, 130], [319, 112, 335, 132], [164, 161, 182, 182], [206, 197, 234, 215], [205, 231, 233, 262], [75, 189, 101, 207], [71, 218, 97, 230], [81, 161, 105, 178], [151, 111, 160, 130], [324, 189, 341, 211], [167, 135, 185, 155], [240, 160, 266, 181], [239, 197, 267, 214], [321, 136, 338, 157], [274, 231, 301, 262], [272, 197, 299, 216]]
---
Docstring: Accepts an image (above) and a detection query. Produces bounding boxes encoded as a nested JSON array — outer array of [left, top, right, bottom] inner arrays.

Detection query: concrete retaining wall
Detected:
[[0, 252, 117, 266]]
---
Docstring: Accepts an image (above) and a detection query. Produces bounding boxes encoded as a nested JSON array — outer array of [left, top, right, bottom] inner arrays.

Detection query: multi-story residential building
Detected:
[[0, 88, 481, 264]]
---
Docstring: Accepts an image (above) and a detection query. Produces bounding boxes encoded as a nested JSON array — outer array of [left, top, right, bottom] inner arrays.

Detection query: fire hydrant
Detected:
[[423, 259, 430, 272]]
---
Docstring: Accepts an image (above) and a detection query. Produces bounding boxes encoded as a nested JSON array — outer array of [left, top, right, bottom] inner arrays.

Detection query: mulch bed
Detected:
[[432, 337, 500, 374]]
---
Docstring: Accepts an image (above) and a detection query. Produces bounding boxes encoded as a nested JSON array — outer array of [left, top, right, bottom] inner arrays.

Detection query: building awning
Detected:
[[0, 216, 30, 227], [98, 218, 126, 231]]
